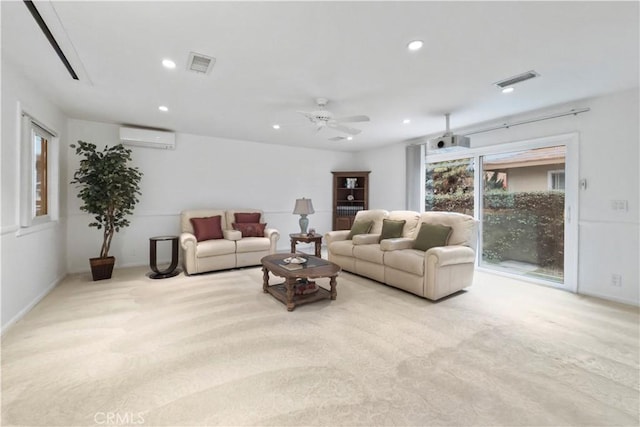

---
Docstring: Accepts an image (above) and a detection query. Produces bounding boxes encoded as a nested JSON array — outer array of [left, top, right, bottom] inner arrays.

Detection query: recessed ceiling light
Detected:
[[502, 87, 515, 94], [347, 136, 353, 141], [158, 105, 169, 112], [272, 124, 280, 130], [162, 59, 176, 69], [407, 40, 423, 51], [403, 119, 411, 124]]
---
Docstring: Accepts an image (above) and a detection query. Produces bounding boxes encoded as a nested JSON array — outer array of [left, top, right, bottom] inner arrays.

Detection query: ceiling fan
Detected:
[[298, 98, 370, 138]]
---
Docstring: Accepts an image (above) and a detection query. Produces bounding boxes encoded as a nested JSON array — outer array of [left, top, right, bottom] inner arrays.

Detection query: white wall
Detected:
[[351, 143, 407, 211], [357, 88, 639, 305], [1, 60, 69, 330], [66, 119, 356, 273]]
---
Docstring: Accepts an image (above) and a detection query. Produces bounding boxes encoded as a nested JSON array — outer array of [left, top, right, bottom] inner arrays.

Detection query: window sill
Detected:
[[15, 220, 58, 237]]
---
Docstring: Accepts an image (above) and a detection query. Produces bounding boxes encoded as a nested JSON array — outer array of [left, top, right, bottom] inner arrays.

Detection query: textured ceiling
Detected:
[[2, 1, 638, 151]]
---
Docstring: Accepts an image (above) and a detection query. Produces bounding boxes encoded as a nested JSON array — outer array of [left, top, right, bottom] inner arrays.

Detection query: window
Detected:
[[425, 157, 474, 216], [34, 130, 49, 217], [548, 170, 565, 191], [20, 113, 57, 227]]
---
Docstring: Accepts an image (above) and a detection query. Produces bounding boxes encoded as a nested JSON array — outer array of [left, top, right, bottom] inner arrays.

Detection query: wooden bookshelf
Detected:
[[331, 171, 370, 230]]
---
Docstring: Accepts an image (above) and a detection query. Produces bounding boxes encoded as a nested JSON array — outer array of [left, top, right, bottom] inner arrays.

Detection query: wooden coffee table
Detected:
[[261, 253, 341, 311]]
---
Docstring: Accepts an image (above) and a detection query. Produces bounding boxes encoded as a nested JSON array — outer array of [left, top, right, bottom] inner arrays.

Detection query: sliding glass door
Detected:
[[480, 147, 566, 283], [425, 134, 578, 291]]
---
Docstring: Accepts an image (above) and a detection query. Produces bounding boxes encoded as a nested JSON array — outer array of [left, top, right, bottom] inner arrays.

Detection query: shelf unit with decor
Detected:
[[332, 171, 370, 230]]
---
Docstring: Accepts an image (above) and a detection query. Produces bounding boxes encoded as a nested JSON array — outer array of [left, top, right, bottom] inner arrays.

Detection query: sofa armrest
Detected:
[[324, 230, 350, 244], [380, 238, 414, 251], [425, 245, 476, 267], [223, 229, 242, 241], [265, 228, 280, 254], [180, 232, 197, 275], [180, 232, 197, 249], [353, 234, 381, 245], [264, 228, 279, 240]]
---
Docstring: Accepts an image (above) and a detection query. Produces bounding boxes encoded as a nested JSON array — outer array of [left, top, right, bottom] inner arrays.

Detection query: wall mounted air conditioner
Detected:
[[119, 127, 175, 150]]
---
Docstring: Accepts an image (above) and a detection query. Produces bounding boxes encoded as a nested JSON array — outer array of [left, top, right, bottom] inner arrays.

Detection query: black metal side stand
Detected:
[[149, 236, 181, 279]]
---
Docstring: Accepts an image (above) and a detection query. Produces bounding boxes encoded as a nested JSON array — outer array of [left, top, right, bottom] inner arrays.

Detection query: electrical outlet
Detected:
[[611, 200, 629, 211], [611, 274, 622, 287]]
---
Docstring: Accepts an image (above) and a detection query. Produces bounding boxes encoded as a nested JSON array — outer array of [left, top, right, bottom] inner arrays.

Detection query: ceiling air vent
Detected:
[[494, 70, 540, 88], [187, 52, 215, 74]]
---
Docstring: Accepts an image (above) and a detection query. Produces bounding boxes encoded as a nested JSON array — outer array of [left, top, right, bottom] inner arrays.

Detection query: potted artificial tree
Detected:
[[70, 140, 143, 281]]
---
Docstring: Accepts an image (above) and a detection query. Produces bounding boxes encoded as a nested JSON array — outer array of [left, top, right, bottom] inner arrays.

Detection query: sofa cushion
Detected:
[[225, 210, 263, 230], [190, 216, 224, 241], [353, 209, 389, 234], [347, 220, 373, 239], [384, 249, 425, 276], [388, 211, 421, 237], [232, 222, 267, 237], [181, 209, 227, 234], [353, 244, 384, 264], [413, 223, 452, 252], [379, 219, 406, 242], [195, 238, 236, 257], [236, 237, 270, 253], [417, 212, 476, 247], [234, 212, 261, 223]]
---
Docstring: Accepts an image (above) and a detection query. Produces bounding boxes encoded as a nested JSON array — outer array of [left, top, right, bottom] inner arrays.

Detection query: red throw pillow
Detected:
[[232, 222, 267, 237], [190, 216, 223, 241], [234, 212, 261, 223]]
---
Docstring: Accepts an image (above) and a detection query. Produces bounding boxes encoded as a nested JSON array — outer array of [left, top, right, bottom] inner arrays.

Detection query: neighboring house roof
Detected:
[[483, 146, 566, 170]]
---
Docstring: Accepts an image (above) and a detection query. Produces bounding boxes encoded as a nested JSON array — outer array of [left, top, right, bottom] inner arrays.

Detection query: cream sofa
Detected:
[[325, 210, 478, 300], [180, 209, 279, 275]]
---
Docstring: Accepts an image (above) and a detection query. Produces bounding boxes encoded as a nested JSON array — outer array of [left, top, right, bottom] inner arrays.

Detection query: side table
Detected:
[[149, 235, 181, 279], [289, 233, 323, 258]]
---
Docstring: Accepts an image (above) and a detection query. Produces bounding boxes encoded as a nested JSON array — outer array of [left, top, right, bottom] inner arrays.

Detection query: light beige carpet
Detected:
[[2, 267, 639, 426]]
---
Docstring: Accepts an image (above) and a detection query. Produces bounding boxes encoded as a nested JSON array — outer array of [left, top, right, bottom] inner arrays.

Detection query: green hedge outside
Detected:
[[427, 191, 564, 269]]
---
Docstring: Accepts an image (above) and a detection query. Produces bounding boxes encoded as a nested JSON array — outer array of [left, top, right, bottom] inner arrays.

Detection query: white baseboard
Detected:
[[117, 261, 154, 269], [68, 260, 169, 274], [577, 289, 639, 307], [1, 274, 66, 335]]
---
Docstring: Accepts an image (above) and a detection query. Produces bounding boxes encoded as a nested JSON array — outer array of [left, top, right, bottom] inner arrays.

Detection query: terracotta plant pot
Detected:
[[89, 256, 115, 281]]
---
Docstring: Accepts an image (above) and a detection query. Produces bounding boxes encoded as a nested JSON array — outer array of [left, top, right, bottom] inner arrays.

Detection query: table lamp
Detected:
[[293, 198, 314, 234]]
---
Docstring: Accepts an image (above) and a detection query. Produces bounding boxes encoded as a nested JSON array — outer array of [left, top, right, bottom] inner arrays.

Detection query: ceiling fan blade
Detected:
[[328, 136, 346, 141], [334, 115, 370, 123], [297, 111, 317, 122], [329, 123, 362, 135]]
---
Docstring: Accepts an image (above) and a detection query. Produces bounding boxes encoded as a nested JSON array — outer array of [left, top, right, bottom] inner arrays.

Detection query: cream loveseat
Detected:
[[325, 210, 478, 300], [180, 209, 279, 275]]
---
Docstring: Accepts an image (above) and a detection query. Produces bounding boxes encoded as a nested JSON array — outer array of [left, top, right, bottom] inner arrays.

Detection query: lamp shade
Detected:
[[293, 198, 315, 215]]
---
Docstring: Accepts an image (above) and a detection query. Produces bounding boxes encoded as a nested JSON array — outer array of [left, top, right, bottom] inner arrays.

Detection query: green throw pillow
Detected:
[[347, 220, 373, 240], [379, 219, 406, 242], [413, 223, 452, 251]]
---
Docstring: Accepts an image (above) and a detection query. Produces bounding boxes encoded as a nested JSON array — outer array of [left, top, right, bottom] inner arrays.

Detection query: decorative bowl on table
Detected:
[[284, 256, 307, 264]]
